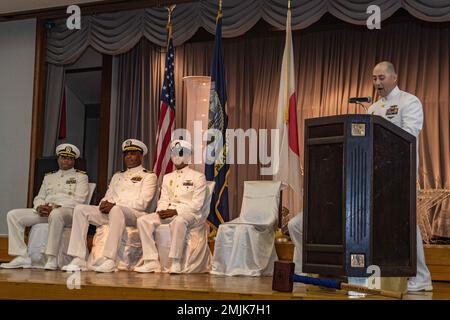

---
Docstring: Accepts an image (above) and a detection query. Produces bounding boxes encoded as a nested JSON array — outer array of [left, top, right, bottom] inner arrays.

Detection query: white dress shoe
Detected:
[[30, 255, 46, 269], [0, 256, 32, 269], [31, 264, 46, 270], [44, 256, 58, 270], [62, 257, 87, 272], [134, 260, 161, 273], [169, 260, 182, 274], [407, 279, 433, 292], [91, 256, 107, 268], [94, 259, 117, 273]]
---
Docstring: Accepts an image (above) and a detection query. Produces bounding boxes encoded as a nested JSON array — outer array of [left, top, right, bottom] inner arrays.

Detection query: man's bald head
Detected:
[[374, 61, 397, 75], [373, 61, 398, 97]]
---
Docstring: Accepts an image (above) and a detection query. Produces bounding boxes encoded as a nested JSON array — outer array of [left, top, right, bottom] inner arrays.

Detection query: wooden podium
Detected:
[[303, 114, 417, 277]]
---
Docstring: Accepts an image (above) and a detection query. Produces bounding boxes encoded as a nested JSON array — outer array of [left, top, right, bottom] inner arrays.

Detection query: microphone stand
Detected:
[[353, 102, 368, 114]]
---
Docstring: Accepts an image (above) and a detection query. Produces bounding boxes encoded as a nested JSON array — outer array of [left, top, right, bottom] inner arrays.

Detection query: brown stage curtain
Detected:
[[111, 14, 449, 235], [110, 40, 164, 172]]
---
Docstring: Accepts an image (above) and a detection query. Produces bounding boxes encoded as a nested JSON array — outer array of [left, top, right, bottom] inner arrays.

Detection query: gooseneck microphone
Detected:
[[348, 96, 372, 104], [348, 96, 372, 113]]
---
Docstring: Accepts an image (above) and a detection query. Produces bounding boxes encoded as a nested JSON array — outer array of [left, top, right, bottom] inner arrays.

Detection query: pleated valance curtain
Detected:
[[46, 0, 450, 64]]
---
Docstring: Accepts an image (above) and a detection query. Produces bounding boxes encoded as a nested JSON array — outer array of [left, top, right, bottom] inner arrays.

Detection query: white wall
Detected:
[[0, 19, 36, 234]]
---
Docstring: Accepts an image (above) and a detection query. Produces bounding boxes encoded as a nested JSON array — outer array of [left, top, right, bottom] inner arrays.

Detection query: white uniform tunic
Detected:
[[368, 85, 423, 171], [368, 85, 431, 286], [67, 165, 157, 260], [137, 166, 206, 261], [6, 168, 89, 257]]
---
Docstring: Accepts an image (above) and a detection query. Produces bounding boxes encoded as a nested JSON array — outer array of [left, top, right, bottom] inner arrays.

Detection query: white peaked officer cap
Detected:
[[122, 139, 148, 156], [56, 143, 80, 159], [170, 139, 192, 153]]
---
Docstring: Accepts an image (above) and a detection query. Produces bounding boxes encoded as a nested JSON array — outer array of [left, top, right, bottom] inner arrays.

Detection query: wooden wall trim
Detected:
[[0, 0, 193, 21], [0, 236, 12, 262], [27, 18, 47, 207], [96, 54, 113, 200]]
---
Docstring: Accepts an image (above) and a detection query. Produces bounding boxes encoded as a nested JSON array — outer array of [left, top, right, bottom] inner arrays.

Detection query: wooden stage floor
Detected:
[[0, 269, 449, 300]]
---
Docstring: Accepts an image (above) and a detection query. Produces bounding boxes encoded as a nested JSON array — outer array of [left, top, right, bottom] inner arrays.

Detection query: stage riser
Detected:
[[0, 282, 304, 300], [424, 245, 450, 281], [2, 236, 450, 282], [1, 270, 448, 300]]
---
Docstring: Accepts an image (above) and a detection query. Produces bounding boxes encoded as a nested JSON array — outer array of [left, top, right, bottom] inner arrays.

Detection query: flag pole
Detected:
[[154, 4, 176, 180], [217, 0, 223, 20], [166, 4, 176, 39], [284, 0, 291, 123], [279, 0, 292, 228]]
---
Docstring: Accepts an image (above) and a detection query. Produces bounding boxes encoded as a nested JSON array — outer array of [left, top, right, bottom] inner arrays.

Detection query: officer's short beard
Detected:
[[171, 155, 185, 166]]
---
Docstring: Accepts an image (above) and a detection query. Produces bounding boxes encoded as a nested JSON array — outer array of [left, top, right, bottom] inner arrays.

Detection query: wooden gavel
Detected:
[[272, 261, 403, 299]]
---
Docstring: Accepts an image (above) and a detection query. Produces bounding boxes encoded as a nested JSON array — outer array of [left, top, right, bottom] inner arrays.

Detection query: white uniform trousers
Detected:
[[137, 213, 197, 261], [414, 225, 432, 283], [287, 214, 303, 274], [7, 207, 73, 257], [67, 204, 142, 260]]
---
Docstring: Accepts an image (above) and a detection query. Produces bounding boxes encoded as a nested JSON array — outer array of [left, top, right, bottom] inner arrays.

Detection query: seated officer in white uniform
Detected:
[[0, 144, 88, 270], [63, 139, 157, 273], [369, 61, 432, 292], [135, 139, 206, 274]]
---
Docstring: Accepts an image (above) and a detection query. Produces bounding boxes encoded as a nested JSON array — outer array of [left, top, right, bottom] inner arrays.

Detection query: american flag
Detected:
[[153, 23, 175, 179]]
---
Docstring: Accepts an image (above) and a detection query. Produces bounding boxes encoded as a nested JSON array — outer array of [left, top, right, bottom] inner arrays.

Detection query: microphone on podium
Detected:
[[349, 96, 372, 104], [348, 96, 372, 113]]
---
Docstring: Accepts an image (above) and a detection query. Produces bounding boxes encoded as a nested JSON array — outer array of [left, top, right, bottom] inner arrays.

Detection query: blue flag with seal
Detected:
[[206, 7, 230, 231]]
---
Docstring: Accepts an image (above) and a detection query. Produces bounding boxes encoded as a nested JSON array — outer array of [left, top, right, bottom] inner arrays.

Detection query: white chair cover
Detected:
[[27, 183, 96, 268], [211, 181, 282, 276], [87, 187, 161, 270], [155, 181, 215, 273], [87, 225, 142, 270], [28, 223, 73, 268]]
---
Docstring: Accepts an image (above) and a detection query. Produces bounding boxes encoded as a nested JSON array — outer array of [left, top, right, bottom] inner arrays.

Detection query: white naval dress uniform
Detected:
[[287, 213, 303, 274], [67, 165, 157, 261], [368, 85, 432, 287], [6, 168, 89, 257], [137, 166, 206, 261]]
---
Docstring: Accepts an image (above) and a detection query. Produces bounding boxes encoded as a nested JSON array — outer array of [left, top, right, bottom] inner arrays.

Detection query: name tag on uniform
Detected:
[[131, 176, 143, 182], [183, 180, 193, 186], [66, 178, 76, 184], [386, 105, 399, 117]]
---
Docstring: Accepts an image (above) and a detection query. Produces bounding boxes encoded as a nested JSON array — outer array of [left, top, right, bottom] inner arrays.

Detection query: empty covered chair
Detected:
[[211, 180, 282, 276]]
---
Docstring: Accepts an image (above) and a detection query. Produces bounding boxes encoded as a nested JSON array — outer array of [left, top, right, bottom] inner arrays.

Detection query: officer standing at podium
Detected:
[[0, 144, 89, 270], [369, 61, 432, 292]]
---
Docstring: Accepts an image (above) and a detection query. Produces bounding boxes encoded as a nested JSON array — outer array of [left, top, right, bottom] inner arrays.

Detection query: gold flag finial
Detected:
[[166, 5, 176, 39], [217, 0, 223, 21], [166, 4, 176, 25], [288, 0, 291, 10]]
